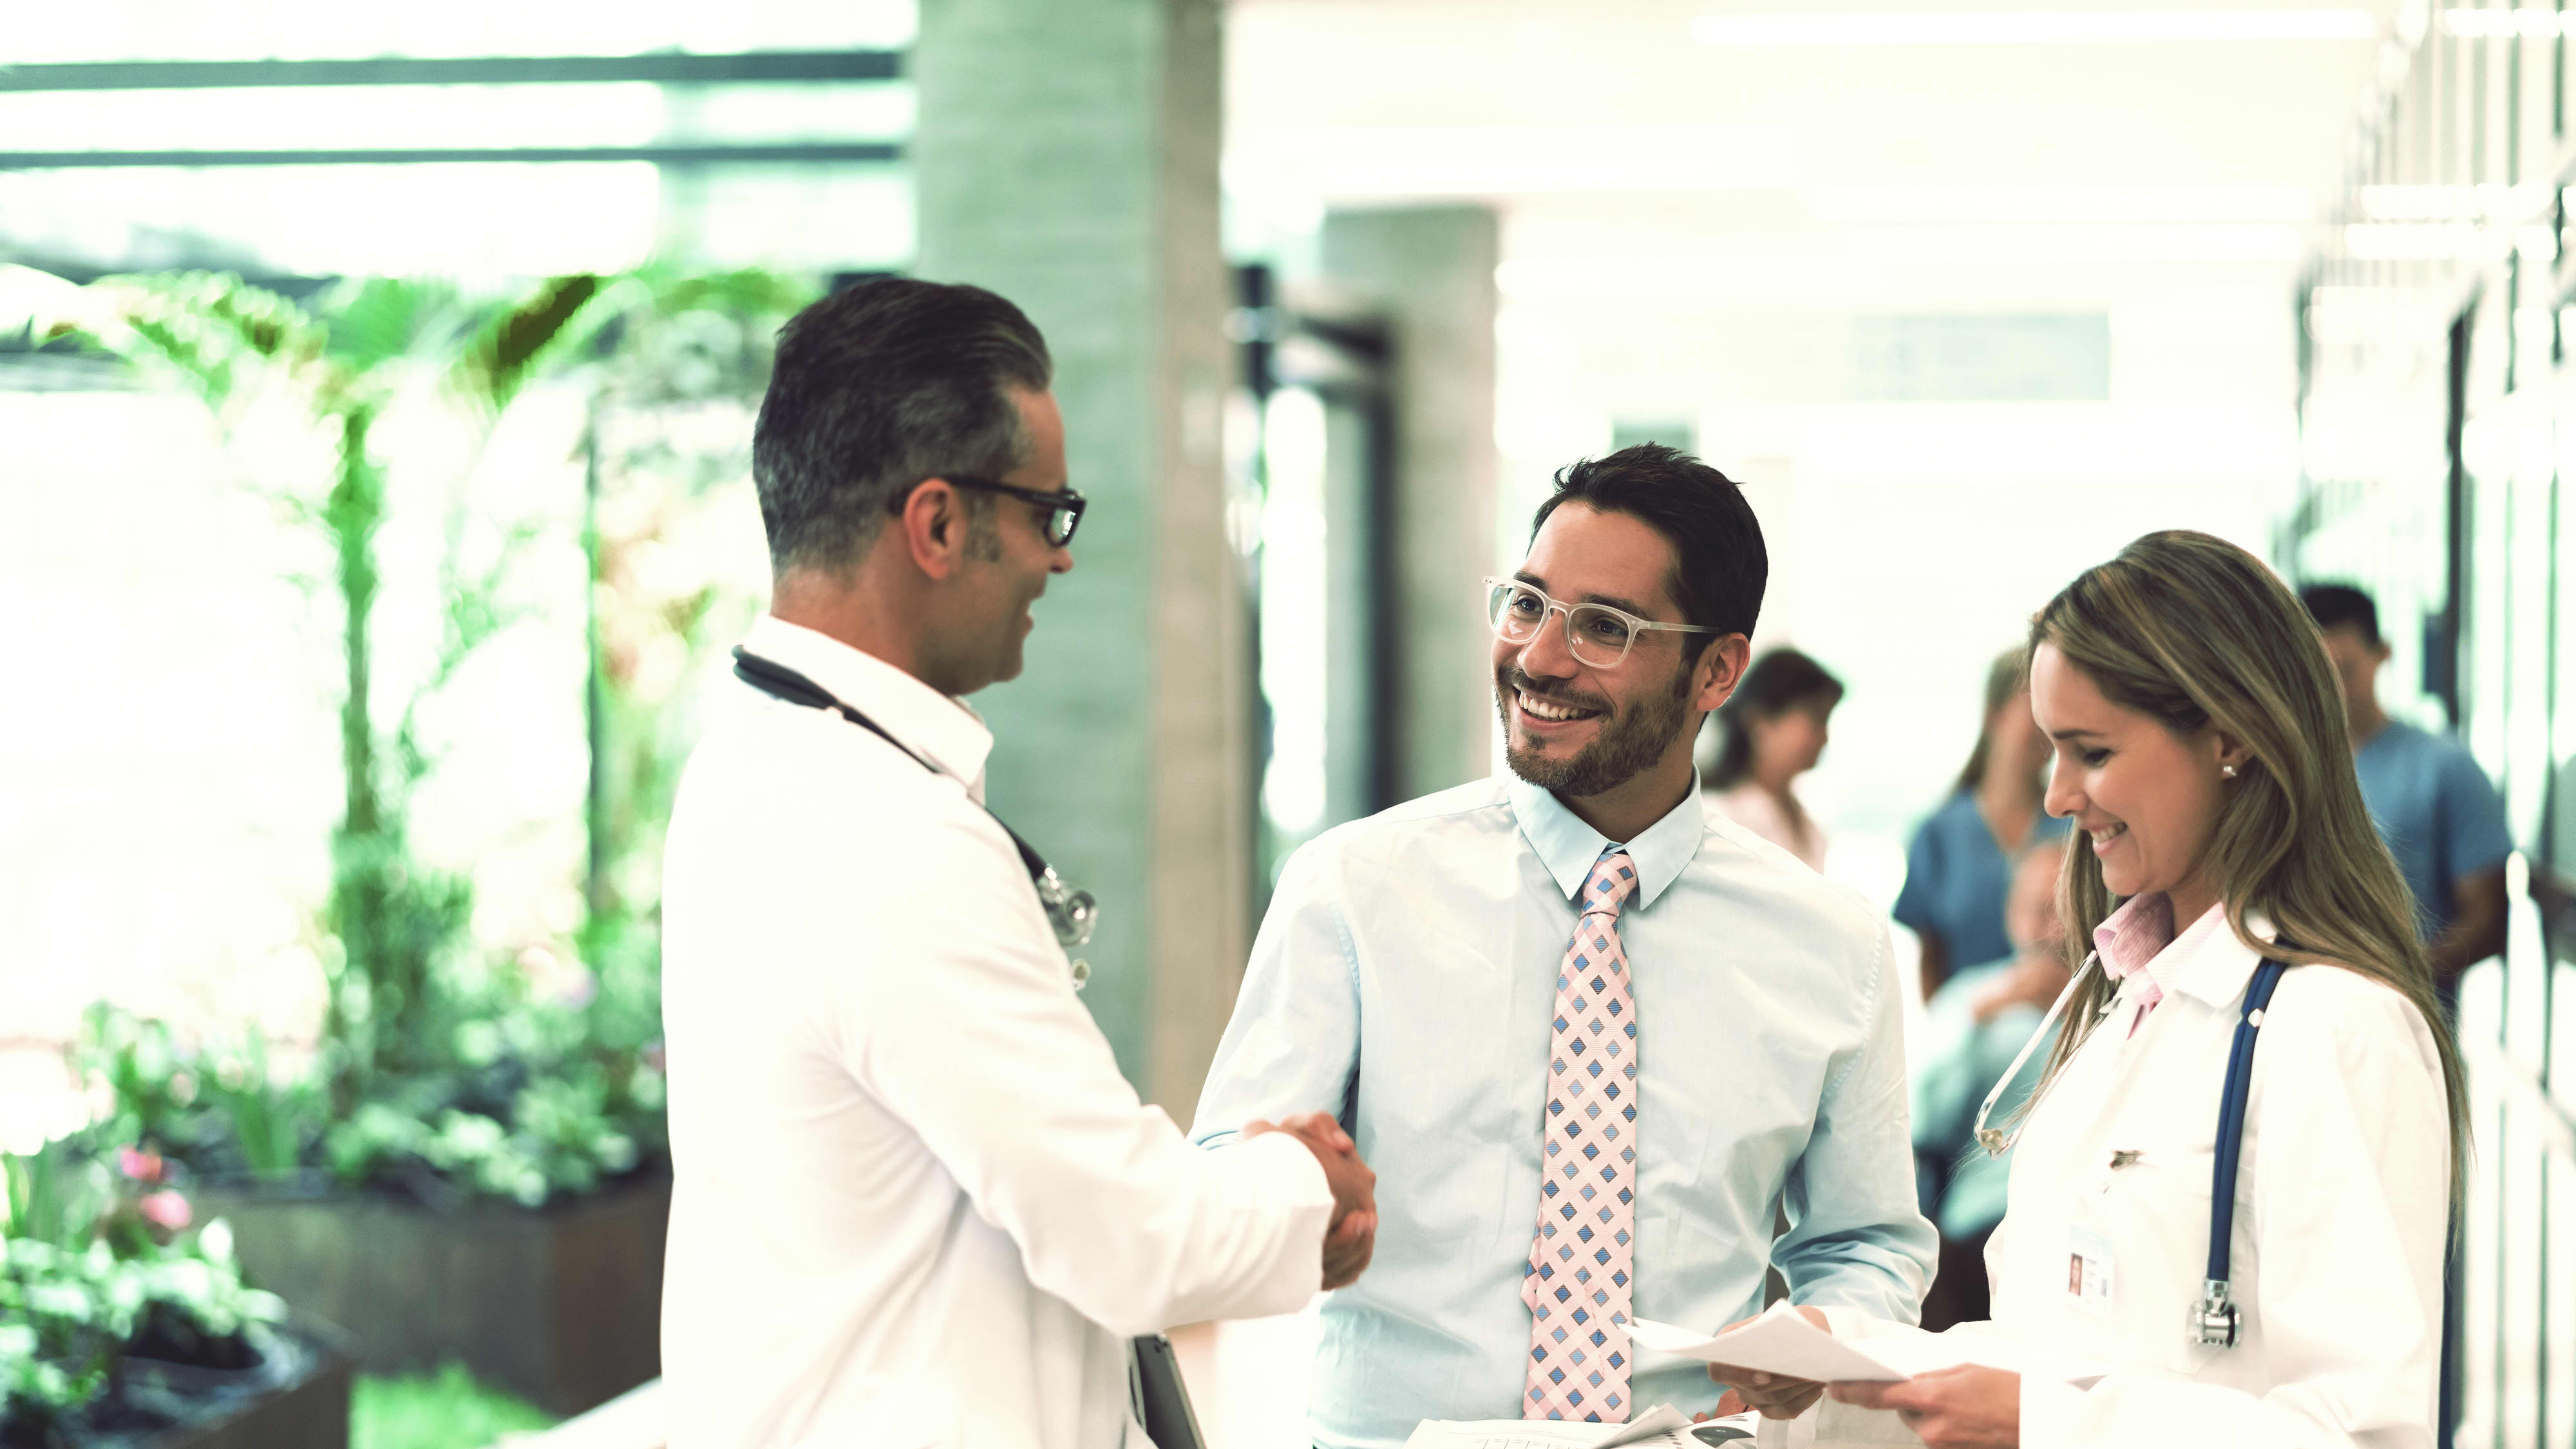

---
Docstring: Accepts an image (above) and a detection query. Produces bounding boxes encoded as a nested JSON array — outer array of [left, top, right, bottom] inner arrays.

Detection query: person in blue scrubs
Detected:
[[2300, 583, 2512, 1449], [1892, 651, 2069, 996], [2297, 585, 2512, 999]]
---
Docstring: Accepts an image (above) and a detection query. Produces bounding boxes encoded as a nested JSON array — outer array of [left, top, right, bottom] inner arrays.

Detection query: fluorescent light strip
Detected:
[[1498, 257, 1857, 301], [2334, 222, 2561, 262], [1497, 231, 2301, 300], [1845, 222, 2304, 262], [2340, 223, 2508, 261], [2356, 183, 2555, 222], [2444, 8, 2576, 39], [1807, 185, 2314, 224], [1689, 10, 2379, 46], [1226, 124, 1812, 197]]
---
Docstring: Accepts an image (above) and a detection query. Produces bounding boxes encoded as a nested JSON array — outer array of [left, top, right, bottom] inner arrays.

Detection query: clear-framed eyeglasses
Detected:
[[1483, 576, 1718, 670]]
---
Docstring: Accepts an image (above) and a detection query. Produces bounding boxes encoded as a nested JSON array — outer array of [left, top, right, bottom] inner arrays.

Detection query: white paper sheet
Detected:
[[1631, 1305, 1904, 1383], [1401, 1403, 1718, 1448], [1629, 1303, 2108, 1388]]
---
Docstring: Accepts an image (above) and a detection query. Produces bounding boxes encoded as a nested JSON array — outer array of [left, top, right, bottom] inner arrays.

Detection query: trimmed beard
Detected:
[[1497, 659, 1695, 799]]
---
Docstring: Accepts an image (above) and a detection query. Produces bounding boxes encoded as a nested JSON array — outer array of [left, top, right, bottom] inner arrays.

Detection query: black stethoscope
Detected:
[[731, 647, 1100, 989], [1972, 945, 2291, 1350]]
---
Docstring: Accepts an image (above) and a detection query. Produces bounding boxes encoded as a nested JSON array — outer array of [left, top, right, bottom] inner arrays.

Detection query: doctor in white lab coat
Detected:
[[660, 278, 1379, 1449], [1713, 531, 2465, 1449]]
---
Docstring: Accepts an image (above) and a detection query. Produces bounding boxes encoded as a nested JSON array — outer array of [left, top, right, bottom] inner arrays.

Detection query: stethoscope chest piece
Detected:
[[2192, 1279, 2240, 1348], [1035, 866, 1099, 951]]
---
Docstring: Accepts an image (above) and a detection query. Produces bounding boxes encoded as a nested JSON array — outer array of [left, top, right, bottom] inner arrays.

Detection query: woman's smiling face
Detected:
[[2029, 642, 2239, 916]]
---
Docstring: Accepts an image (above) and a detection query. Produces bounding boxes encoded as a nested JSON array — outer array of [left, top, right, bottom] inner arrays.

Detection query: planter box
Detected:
[[193, 1170, 668, 1417], [61, 1318, 352, 1449], [133, 1321, 353, 1449]]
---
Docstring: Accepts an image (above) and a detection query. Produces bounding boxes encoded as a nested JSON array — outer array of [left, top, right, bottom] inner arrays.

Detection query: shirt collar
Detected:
[[2165, 905, 2273, 1010], [2093, 891, 2268, 1009], [739, 615, 995, 800], [2092, 891, 2175, 981], [1504, 770, 1704, 909]]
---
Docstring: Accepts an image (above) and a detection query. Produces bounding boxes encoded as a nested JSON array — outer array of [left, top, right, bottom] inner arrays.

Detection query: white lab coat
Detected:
[[1799, 906, 2450, 1448], [659, 617, 1333, 1449]]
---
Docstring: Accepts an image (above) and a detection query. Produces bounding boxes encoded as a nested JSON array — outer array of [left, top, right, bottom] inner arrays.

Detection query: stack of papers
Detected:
[[1401, 1404, 1756, 1448], [1629, 1303, 2107, 1387]]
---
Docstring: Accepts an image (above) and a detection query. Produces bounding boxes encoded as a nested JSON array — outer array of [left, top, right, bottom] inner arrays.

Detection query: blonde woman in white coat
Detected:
[[1712, 531, 2465, 1448]]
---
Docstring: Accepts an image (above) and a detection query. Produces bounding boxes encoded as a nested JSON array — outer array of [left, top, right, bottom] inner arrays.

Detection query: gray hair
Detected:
[[752, 277, 1052, 576]]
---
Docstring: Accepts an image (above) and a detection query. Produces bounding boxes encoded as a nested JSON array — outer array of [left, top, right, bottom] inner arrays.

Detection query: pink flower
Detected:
[[118, 1148, 166, 1183], [138, 1191, 193, 1232]]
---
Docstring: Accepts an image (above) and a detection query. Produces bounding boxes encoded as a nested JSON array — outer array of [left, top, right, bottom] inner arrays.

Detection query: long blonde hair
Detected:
[[2027, 530, 2468, 1219]]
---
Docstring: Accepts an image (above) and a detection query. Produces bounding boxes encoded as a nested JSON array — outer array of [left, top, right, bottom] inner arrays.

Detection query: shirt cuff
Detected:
[[2017, 1373, 2090, 1449]]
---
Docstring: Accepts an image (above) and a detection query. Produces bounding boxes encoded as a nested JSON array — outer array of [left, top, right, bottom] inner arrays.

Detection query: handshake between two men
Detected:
[[656, 279, 1935, 1449], [1243, 1111, 1379, 1289]]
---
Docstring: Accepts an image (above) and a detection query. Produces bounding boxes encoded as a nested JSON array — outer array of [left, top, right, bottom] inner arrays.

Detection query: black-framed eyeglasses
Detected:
[[942, 475, 1087, 548]]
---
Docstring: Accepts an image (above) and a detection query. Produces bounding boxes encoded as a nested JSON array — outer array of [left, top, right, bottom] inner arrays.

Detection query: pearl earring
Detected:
[[2221, 764, 2239, 779]]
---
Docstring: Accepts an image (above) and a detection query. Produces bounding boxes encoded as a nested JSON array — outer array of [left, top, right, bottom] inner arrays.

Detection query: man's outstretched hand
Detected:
[[1244, 1112, 1377, 1289], [1702, 1305, 1832, 1419]]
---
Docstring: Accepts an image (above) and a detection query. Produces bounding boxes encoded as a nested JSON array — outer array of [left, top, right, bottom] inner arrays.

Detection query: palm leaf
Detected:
[[452, 272, 622, 415], [15, 270, 327, 419]]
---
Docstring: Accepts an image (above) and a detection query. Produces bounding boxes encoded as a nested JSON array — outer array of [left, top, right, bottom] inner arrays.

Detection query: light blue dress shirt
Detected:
[[1190, 773, 1935, 1449]]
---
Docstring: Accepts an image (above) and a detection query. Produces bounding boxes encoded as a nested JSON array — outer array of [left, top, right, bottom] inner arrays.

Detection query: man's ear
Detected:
[[900, 478, 969, 580], [1693, 634, 1753, 714]]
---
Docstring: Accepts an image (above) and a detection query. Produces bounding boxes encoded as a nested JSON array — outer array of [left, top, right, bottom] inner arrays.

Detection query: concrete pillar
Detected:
[[913, 0, 1244, 1113], [1321, 206, 1502, 799]]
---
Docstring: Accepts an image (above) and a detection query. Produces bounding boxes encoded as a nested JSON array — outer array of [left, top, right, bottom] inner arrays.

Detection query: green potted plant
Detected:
[[1, 1132, 353, 1449], [5, 265, 727, 1414]]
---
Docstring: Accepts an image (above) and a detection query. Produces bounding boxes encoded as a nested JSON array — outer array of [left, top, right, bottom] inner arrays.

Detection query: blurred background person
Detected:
[[2298, 584, 2512, 998], [2300, 581, 2513, 1449], [1704, 645, 1844, 871], [1908, 836, 2070, 1332], [1893, 650, 2069, 998]]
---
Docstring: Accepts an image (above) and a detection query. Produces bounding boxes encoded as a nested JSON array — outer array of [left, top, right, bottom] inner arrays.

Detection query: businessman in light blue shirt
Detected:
[[1192, 444, 1935, 1446]]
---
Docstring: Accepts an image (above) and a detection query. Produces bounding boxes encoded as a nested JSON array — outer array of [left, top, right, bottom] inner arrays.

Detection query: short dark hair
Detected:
[[752, 277, 1052, 575], [1530, 443, 1766, 652], [2298, 582, 2382, 648]]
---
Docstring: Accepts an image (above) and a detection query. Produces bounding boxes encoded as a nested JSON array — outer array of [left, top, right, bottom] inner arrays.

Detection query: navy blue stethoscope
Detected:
[[1971, 947, 2291, 1350]]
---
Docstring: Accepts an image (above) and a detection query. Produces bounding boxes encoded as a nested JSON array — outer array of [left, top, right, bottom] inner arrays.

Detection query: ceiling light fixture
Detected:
[[1689, 10, 2379, 47], [2339, 223, 2510, 261], [2443, 8, 2576, 39], [2354, 184, 2555, 222], [1806, 185, 2315, 224], [1495, 225, 2304, 301]]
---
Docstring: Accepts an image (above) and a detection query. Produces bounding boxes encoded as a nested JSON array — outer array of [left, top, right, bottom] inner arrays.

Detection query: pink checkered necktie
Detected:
[[1521, 849, 1642, 1422]]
